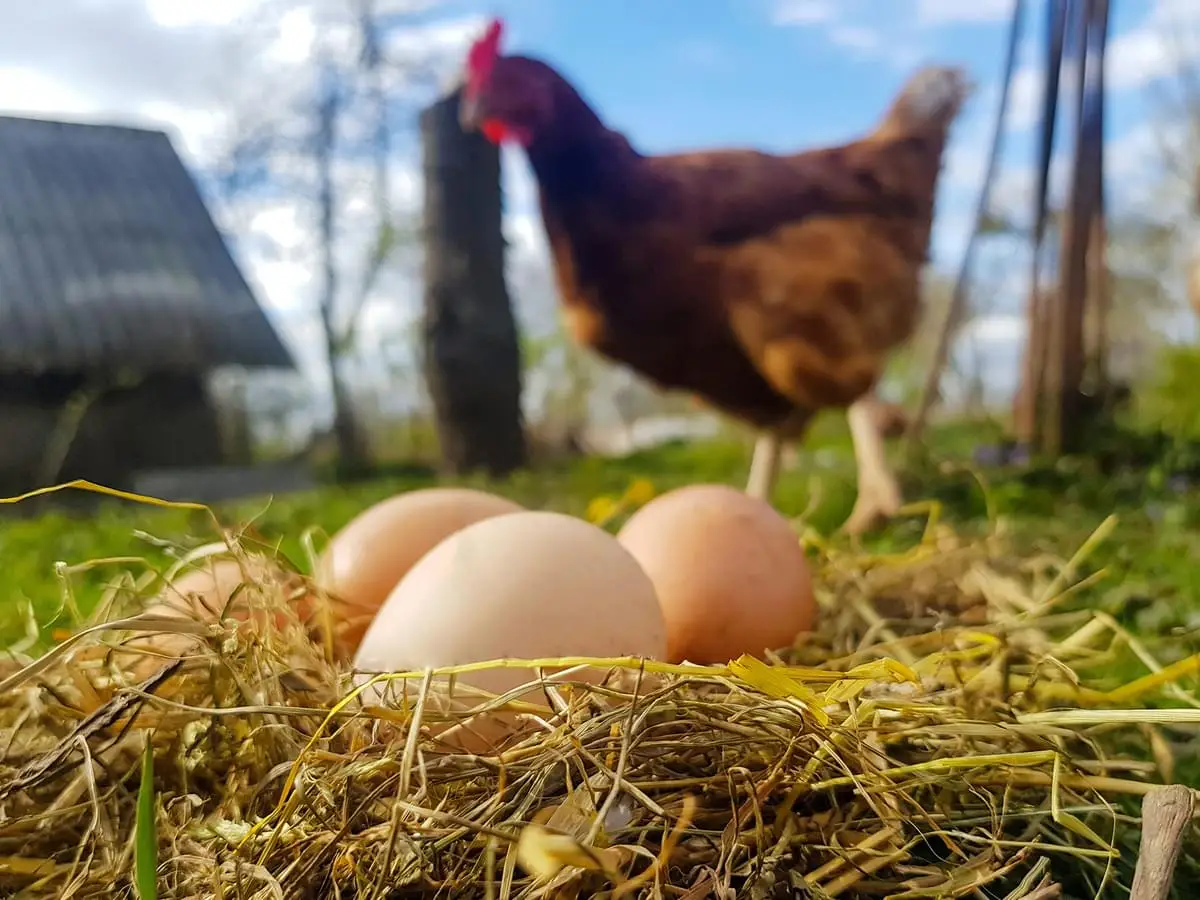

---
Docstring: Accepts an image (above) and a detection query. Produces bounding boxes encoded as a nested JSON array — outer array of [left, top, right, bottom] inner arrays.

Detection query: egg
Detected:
[[125, 555, 308, 677], [353, 510, 667, 751], [315, 488, 525, 657], [617, 484, 816, 664]]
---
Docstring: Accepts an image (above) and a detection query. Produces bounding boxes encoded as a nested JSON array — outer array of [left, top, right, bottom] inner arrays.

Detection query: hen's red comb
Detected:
[[466, 18, 504, 79]]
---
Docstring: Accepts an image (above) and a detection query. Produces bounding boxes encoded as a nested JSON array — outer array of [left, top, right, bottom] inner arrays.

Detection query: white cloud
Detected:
[[827, 25, 883, 53], [772, 0, 836, 26], [1107, 0, 1200, 89], [771, 0, 1010, 67], [916, 0, 1012, 26], [1107, 119, 1175, 195], [772, 0, 896, 60], [0, 67, 96, 118], [775, 0, 1012, 33], [963, 312, 1024, 345], [1004, 66, 1043, 132], [144, 0, 254, 28]]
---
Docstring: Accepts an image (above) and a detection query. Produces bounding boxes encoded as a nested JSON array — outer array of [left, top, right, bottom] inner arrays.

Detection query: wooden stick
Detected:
[[1130, 784, 1196, 900]]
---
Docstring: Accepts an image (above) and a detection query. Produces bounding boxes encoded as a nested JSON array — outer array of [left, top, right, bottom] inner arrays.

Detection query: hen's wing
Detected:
[[718, 212, 924, 413], [647, 66, 968, 413]]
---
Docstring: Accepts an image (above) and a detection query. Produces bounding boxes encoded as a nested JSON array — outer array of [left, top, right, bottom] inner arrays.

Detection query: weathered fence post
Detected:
[[420, 87, 527, 476]]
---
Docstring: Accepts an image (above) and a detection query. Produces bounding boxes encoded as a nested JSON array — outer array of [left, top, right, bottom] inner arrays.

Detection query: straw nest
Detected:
[[2, 509, 1199, 899]]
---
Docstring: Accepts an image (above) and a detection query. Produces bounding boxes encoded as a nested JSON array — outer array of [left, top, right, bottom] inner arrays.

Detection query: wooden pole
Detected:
[[420, 88, 528, 476], [1047, 0, 1107, 454], [1014, 0, 1071, 449], [1086, 0, 1111, 390], [1045, 0, 1087, 455]]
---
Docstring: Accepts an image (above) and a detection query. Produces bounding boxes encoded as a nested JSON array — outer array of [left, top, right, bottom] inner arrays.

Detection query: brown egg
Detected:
[[617, 484, 816, 664], [125, 555, 309, 678], [353, 510, 667, 753], [315, 488, 525, 657]]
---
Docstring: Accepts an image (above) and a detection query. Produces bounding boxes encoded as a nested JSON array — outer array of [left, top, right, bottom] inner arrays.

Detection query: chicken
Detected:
[[458, 20, 969, 533]]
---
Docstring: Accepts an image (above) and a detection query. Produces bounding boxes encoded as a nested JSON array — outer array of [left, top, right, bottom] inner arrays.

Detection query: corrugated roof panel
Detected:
[[0, 115, 295, 373]]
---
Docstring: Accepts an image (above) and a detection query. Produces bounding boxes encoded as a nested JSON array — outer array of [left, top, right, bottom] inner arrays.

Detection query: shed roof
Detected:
[[0, 115, 295, 373]]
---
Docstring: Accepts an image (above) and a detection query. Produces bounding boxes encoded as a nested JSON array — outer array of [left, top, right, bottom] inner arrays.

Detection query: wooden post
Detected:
[[420, 87, 528, 477], [1047, 0, 1107, 454], [1040, 1, 1079, 456], [1087, 182, 1109, 384], [1014, 0, 1069, 450], [1015, 284, 1051, 446], [1085, 0, 1110, 389]]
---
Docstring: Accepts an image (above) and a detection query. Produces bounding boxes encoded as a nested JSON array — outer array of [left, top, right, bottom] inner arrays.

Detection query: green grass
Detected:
[[3, 411, 1200, 686]]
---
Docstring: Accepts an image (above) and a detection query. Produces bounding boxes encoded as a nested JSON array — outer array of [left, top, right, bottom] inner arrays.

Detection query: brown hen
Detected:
[[458, 20, 969, 533]]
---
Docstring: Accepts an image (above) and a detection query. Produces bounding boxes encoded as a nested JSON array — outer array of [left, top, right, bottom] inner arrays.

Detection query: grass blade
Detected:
[[134, 733, 158, 900]]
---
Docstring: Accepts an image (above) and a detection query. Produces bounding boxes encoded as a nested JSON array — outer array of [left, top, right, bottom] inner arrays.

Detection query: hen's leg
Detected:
[[746, 432, 783, 502], [843, 394, 903, 535]]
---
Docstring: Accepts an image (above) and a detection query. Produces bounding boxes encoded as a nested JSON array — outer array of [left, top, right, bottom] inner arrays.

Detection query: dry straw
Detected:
[[1, 482, 1198, 898]]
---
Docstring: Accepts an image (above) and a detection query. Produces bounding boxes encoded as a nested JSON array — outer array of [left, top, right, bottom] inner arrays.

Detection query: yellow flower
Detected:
[[623, 478, 656, 506], [585, 495, 620, 524]]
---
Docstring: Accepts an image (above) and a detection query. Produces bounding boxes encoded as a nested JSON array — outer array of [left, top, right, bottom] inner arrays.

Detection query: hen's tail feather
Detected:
[[876, 66, 971, 140]]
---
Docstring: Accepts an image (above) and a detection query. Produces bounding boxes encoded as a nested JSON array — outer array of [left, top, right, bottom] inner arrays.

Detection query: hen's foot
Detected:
[[842, 472, 902, 536]]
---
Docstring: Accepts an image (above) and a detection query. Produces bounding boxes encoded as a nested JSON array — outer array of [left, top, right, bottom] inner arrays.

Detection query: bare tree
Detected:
[[211, 0, 444, 473]]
